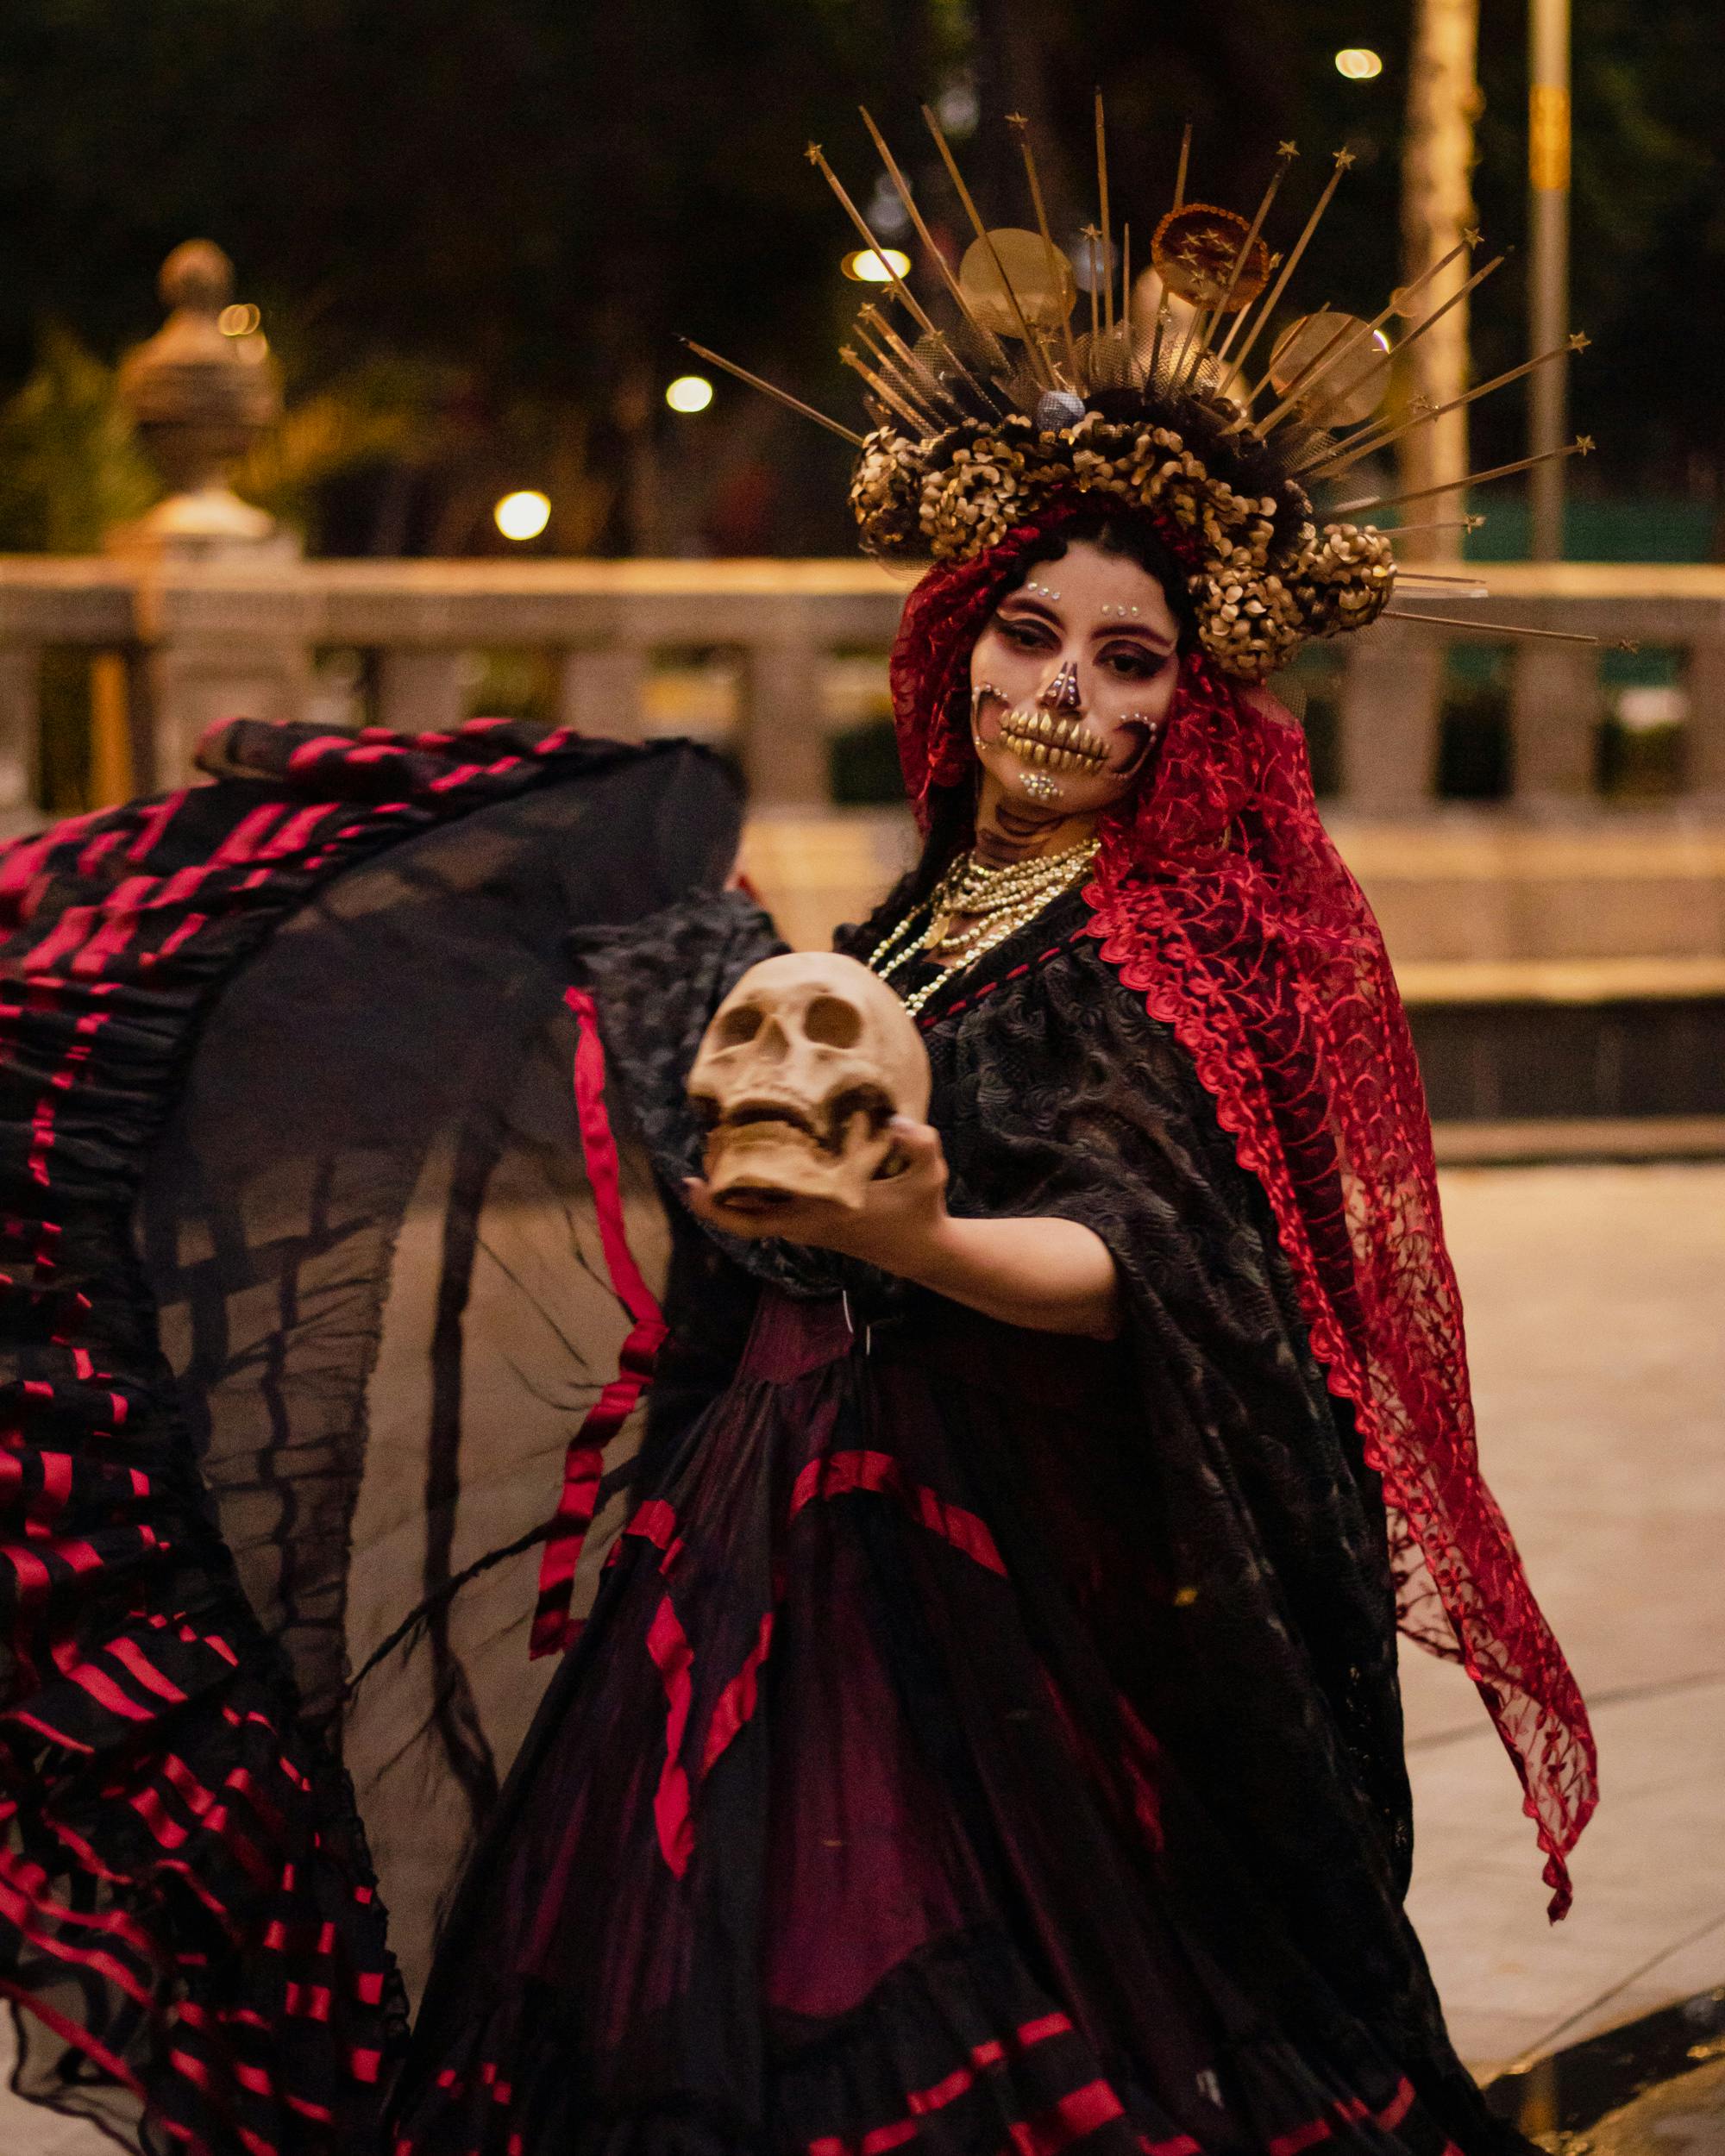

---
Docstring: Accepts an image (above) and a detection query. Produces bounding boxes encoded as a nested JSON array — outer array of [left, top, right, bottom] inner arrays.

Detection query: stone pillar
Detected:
[[1510, 642, 1599, 806], [0, 649, 38, 831], [129, 649, 306, 789], [556, 645, 648, 741], [1684, 635, 1725, 805], [127, 586, 312, 788], [1336, 621, 1444, 812], [109, 241, 304, 785], [377, 651, 470, 736], [740, 637, 829, 807], [114, 241, 285, 558]]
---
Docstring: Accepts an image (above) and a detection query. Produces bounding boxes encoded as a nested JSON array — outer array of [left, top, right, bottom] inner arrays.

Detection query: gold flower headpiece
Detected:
[[691, 103, 1604, 682]]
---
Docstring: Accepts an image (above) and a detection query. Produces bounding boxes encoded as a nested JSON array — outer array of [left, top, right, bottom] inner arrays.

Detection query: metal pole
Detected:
[[1527, 0, 1571, 560]]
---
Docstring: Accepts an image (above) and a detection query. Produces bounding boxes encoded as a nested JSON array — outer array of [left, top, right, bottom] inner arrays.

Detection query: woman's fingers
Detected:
[[683, 1176, 780, 1237], [683, 1121, 949, 1262], [885, 1117, 947, 1192], [682, 1176, 846, 1244]]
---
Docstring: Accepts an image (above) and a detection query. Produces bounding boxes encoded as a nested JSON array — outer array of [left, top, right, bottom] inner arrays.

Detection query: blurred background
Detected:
[[1, 0, 1717, 561], [0, 3, 1722, 2147]]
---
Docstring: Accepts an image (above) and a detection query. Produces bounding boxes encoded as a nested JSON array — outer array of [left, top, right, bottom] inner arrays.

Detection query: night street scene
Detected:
[[0, 4, 1721, 2153]]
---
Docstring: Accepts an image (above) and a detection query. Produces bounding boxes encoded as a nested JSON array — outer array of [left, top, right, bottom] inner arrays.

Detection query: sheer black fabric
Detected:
[[0, 723, 742, 2154], [138, 762, 739, 2009], [392, 885, 1526, 2156]]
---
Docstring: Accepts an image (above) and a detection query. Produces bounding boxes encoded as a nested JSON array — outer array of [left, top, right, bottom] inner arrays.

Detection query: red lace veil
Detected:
[[888, 513, 1596, 1916]]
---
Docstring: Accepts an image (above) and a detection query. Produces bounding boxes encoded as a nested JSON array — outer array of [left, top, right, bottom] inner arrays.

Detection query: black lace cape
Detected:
[[574, 879, 1509, 2148]]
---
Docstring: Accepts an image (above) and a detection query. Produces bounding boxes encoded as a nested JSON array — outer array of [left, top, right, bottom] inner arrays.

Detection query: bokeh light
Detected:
[[665, 373, 715, 413], [842, 248, 913, 284], [493, 490, 551, 542], [934, 79, 980, 139], [1334, 48, 1383, 79], [217, 303, 261, 335]]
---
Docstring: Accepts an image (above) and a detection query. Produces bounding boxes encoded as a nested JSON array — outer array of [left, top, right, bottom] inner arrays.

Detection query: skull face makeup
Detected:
[[969, 538, 1181, 816], [687, 953, 932, 1213]]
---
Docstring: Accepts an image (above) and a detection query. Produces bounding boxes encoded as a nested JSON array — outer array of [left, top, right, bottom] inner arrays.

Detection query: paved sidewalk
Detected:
[[1586, 2055, 1725, 2154], [1402, 1163, 1725, 2073]]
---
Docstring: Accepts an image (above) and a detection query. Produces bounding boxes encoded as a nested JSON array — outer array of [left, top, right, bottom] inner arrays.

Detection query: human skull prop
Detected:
[[687, 953, 931, 1213]]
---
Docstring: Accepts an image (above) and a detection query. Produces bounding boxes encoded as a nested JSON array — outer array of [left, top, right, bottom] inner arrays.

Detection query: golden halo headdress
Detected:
[[690, 103, 1610, 683]]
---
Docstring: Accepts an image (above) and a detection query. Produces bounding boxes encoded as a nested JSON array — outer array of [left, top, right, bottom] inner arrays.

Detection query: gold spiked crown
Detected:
[[690, 105, 1604, 683]]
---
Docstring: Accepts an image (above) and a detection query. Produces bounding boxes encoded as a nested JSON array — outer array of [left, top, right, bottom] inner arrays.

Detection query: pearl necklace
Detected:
[[867, 837, 1099, 1018]]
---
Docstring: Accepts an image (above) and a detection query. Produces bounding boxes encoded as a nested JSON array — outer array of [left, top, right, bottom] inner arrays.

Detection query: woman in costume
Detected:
[[0, 113, 1595, 2156], [384, 121, 1597, 2156]]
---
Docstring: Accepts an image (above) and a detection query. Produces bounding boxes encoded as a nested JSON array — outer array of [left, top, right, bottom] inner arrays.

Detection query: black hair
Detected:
[[994, 511, 1198, 646]]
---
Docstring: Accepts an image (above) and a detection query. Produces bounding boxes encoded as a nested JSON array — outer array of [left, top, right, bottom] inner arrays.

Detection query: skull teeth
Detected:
[[999, 706, 1109, 772]]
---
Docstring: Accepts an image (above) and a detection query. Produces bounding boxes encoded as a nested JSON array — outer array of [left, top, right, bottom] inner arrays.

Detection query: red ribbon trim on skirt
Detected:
[[530, 987, 668, 1659]]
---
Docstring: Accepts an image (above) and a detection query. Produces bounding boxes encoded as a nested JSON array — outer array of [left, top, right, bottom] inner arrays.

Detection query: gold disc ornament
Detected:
[[958, 229, 1077, 338], [1150, 204, 1270, 311], [1267, 310, 1390, 426]]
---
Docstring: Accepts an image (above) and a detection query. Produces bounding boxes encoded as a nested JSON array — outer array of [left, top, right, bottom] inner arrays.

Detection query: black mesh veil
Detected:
[[135, 765, 728, 2009]]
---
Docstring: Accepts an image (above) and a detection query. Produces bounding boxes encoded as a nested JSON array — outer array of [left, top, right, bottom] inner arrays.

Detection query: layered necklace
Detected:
[[867, 837, 1100, 1018]]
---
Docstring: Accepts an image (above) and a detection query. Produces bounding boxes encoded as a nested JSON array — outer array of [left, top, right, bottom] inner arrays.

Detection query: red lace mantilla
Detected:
[[888, 522, 1597, 1916]]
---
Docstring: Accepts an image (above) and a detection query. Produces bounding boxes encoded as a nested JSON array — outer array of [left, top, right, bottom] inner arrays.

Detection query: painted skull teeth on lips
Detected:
[[996, 706, 1112, 774]]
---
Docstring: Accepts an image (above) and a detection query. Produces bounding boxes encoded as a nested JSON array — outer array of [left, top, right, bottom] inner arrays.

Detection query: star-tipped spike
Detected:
[[856, 106, 1008, 398], [1095, 90, 1116, 338], [807, 140, 942, 345], [681, 341, 864, 447], [1302, 335, 1592, 481], [923, 102, 1054, 385], [1383, 609, 1609, 648], [1335, 437, 1593, 518], [1220, 147, 1356, 378]]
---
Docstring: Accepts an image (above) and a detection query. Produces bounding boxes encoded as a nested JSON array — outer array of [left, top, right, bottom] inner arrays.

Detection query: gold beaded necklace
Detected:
[[867, 837, 1100, 1019]]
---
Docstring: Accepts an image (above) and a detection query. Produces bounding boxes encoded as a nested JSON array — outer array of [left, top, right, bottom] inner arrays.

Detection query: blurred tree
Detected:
[[0, 321, 438, 554], [0, 323, 156, 552], [0, 0, 1715, 553]]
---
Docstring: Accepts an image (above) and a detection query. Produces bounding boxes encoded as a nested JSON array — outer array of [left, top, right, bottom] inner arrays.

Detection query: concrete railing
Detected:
[[0, 555, 1723, 818]]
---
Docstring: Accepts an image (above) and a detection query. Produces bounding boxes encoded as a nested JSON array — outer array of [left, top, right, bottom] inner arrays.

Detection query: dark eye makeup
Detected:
[[994, 612, 1055, 649], [1100, 643, 1172, 680], [992, 611, 1171, 680]]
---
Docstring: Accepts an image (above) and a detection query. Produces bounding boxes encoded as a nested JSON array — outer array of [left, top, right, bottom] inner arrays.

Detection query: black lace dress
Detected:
[[390, 881, 1518, 2156]]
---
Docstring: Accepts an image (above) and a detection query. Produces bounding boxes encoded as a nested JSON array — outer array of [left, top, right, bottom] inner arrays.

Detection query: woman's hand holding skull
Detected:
[[684, 952, 1120, 1338], [684, 1119, 1120, 1341], [683, 1115, 948, 1263]]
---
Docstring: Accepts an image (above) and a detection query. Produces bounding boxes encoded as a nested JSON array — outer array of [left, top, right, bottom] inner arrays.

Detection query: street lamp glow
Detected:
[[493, 490, 551, 542], [1334, 47, 1383, 79], [665, 373, 715, 413], [842, 248, 912, 284]]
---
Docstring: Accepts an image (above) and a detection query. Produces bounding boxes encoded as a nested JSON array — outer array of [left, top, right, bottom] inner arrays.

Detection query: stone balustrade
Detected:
[[2, 548, 1723, 1128], [0, 555, 1722, 824]]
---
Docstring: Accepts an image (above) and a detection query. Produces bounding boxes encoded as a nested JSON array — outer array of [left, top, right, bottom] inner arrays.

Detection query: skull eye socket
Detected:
[[803, 995, 863, 1049], [717, 1003, 765, 1048]]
